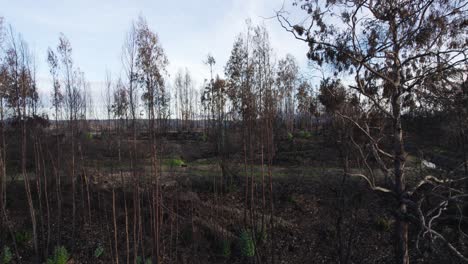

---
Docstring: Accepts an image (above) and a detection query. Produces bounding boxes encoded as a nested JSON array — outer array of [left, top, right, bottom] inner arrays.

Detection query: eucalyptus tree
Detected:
[[46, 46, 64, 248], [225, 25, 256, 228], [185, 70, 194, 129], [296, 79, 318, 131], [112, 78, 130, 122], [47, 48, 62, 127], [0, 16, 6, 225], [55, 33, 86, 248], [251, 24, 279, 263], [57, 34, 74, 125], [174, 68, 193, 130], [121, 20, 143, 263], [122, 21, 139, 152], [416, 67, 468, 176], [135, 16, 169, 262], [75, 70, 90, 124], [318, 78, 363, 264], [225, 33, 251, 123], [211, 80, 229, 135], [225, 22, 279, 261], [276, 54, 299, 132], [278, 0, 468, 262], [172, 70, 181, 130], [4, 29, 42, 261], [110, 77, 129, 264], [203, 54, 216, 128], [3, 24, 39, 260], [135, 16, 168, 132], [103, 71, 113, 131]]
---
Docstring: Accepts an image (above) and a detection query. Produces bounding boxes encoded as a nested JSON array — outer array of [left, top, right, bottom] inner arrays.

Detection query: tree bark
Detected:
[[392, 93, 409, 264]]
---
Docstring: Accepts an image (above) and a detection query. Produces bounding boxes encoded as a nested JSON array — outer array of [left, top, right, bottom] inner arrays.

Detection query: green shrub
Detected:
[[298, 130, 311, 139], [168, 158, 185, 167], [47, 246, 69, 264], [256, 227, 268, 245], [214, 238, 231, 257], [201, 133, 208, 142], [239, 230, 255, 257], [94, 245, 104, 258], [221, 239, 231, 257], [287, 132, 294, 141], [15, 230, 32, 247], [136, 256, 152, 264], [1, 246, 13, 264], [375, 216, 392, 232], [286, 195, 298, 205]]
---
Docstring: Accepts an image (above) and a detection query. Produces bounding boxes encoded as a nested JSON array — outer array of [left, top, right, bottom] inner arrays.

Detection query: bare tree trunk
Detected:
[[71, 120, 77, 250], [392, 93, 409, 264], [55, 110, 62, 246], [33, 135, 45, 258], [0, 98, 5, 235], [267, 110, 275, 264], [39, 139, 51, 257], [112, 188, 119, 264], [22, 102, 39, 262]]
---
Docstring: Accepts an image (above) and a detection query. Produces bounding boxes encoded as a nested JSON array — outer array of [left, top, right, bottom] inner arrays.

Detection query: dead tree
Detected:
[[121, 19, 142, 263], [276, 54, 299, 133], [3, 24, 40, 261], [0, 16, 5, 233], [56, 33, 87, 250], [135, 16, 169, 263], [278, 1, 467, 262]]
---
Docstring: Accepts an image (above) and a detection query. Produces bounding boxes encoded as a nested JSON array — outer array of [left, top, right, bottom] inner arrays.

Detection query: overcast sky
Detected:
[[1, 0, 311, 116]]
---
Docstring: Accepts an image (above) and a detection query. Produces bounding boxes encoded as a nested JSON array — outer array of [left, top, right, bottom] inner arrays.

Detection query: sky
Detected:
[[0, 0, 311, 116]]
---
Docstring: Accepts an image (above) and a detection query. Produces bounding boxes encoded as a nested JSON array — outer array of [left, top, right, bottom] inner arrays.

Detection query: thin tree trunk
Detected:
[[112, 188, 119, 264], [393, 94, 409, 264]]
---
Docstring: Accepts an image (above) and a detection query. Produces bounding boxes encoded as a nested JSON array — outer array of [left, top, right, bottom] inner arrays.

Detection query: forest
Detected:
[[0, 0, 467, 263]]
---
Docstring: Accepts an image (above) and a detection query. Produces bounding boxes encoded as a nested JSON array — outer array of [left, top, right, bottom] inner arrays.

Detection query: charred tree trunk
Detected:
[[392, 92, 409, 264]]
